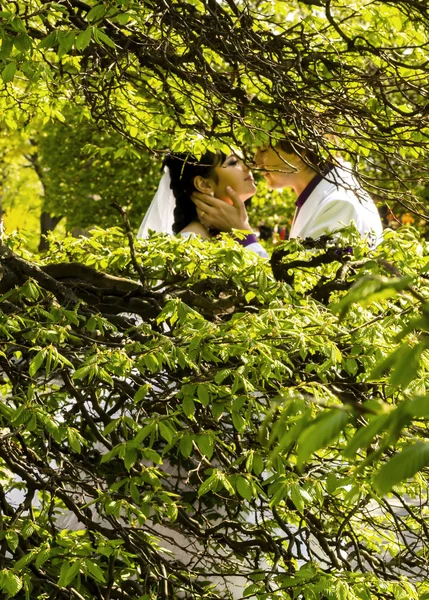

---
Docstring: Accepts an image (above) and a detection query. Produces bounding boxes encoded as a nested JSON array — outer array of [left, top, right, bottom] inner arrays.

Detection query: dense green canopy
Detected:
[[1, 0, 429, 229], [2, 225, 429, 599], [2, 1, 429, 599]]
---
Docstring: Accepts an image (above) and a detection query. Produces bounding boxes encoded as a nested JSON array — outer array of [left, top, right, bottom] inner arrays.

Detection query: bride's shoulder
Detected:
[[179, 221, 211, 239]]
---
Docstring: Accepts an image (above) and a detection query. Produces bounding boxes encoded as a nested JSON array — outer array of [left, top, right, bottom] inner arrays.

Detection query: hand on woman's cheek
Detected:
[[218, 193, 234, 206]]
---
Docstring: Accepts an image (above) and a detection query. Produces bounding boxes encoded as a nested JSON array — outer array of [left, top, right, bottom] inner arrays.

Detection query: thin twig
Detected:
[[110, 202, 147, 287]]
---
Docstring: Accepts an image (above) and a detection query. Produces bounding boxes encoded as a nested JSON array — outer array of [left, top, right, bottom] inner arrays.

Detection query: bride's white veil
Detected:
[[137, 167, 176, 238]]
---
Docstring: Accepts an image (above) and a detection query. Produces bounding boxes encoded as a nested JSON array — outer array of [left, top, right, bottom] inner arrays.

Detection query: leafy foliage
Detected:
[[0, 0, 429, 215], [1, 225, 429, 598], [2, 0, 429, 598], [35, 110, 160, 231]]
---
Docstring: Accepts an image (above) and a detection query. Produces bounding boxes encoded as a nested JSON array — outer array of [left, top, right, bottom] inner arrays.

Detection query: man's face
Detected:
[[253, 144, 303, 190]]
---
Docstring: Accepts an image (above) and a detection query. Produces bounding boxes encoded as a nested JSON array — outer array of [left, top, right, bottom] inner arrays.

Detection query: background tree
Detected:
[[0, 111, 160, 250], [35, 109, 159, 239], [0, 128, 43, 250]]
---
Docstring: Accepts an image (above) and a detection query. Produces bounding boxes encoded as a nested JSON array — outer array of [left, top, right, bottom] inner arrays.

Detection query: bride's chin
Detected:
[[223, 190, 253, 203]]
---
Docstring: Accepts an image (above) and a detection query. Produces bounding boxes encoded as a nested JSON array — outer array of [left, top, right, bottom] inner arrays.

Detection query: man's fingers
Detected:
[[192, 187, 248, 231], [193, 197, 216, 213], [194, 201, 216, 225], [226, 186, 247, 221], [191, 192, 222, 211], [225, 186, 241, 208], [192, 191, 227, 209]]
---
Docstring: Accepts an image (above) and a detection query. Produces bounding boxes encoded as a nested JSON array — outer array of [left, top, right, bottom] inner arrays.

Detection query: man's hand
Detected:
[[191, 186, 250, 232]]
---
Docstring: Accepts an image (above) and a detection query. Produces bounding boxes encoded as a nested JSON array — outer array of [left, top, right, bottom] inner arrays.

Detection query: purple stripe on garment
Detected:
[[236, 233, 258, 247], [296, 164, 335, 208]]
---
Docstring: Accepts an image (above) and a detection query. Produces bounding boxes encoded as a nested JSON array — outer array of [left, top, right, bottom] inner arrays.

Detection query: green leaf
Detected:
[[344, 413, 391, 458], [130, 482, 140, 504], [13, 34, 32, 53], [232, 411, 245, 433], [197, 433, 214, 459], [29, 350, 46, 377], [94, 29, 116, 48], [332, 275, 413, 319], [236, 476, 253, 500], [197, 384, 210, 406], [67, 428, 83, 453], [257, 270, 267, 291], [370, 344, 404, 380], [35, 545, 51, 568], [405, 395, 429, 418], [2, 61, 16, 83], [100, 446, 120, 464], [374, 442, 429, 495], [143, 353, 159, 373], [72, 365, 92, 380], [21, 521, 35, 540], [391, 583, 412, 600], [370, 341, 427, 390], [0, 36, 13, 59], [353, 584, 372, 600], [103, 418, 121, 435], [220, 473, 235, 495], [179, 434, 193, 458], [289, 484, 305, 513], [335, 581, 352, 600], [84, 559, 106, 583], [124, 447, 138, 471], [58, 561, 81, 589], [243, 583, 262, 597], [158, 421, 173, 443], [182, 395, 195, 418], [75, 27, 92, 51], [211, 402, 224, 420], [1, 571, 22, 597], [5, 531, 19, 553], [268, 480, 289, 507], [345, 358, 358, 376], [114, 13, 130, 25], [130, 423, 154, 446], [268, 409, 311, 464], [38, 31, 58, 49], [252, 453, 264, 475], [9, 16, 26, 34], [389, 342, 426, 389], [134, 385, 149, 403], [297, 409, 350, 466], [87, 4, 106, 23], [198, 471, 219, 497], [58, 31, 75, 53], [13, 551, 35, 571]]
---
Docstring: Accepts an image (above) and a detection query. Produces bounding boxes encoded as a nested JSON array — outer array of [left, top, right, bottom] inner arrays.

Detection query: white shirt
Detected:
[[289, 165, 383, 243]]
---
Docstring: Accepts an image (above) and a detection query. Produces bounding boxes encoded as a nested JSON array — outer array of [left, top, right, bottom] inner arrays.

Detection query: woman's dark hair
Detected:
[[163, 151, 227, 234]]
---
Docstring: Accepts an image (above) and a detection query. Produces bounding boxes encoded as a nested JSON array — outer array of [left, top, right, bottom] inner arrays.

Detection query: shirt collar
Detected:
[[296, 164, 334, 208]]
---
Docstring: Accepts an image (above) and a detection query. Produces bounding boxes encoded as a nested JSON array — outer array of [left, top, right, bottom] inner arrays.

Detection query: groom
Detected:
[[192, 139, 383, 254]]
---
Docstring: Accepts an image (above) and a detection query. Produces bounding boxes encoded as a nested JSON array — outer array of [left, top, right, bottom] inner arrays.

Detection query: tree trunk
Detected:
[[39, 212, 63, 251]]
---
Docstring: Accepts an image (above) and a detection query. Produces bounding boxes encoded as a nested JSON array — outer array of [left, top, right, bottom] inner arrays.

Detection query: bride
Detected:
[[137, 151, 268, 257]]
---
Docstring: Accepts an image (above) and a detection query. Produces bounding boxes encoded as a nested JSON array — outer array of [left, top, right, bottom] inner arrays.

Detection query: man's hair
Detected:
[[277, 138, 326, 170]]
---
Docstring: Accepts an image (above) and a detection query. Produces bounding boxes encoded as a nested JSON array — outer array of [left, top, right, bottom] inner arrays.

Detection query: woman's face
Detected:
[[211, 155, 256, 204]]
